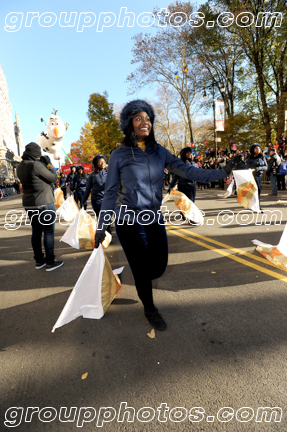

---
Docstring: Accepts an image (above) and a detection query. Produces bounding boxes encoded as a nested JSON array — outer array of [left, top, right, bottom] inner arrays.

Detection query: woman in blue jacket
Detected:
[[75, 165, 87, 210], [82, 155, 108, 217], [59, 172, 67, 199], [94, 100, 232, 331], [277, 156, 287, 190], [246, 144, 267, 207]]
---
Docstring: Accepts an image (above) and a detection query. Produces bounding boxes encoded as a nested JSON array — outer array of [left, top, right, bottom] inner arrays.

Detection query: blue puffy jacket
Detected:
[[278, 160, 287, 176], [97, 142, 228, 232], [75, 174, 87, 193], [246, 154, 267, 176], [82, 170, 108, 203], [66, 172, 77, 191]]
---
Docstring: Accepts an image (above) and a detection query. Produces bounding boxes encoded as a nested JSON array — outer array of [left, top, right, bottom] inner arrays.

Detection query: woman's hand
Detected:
[[94, 232, 106, 248]]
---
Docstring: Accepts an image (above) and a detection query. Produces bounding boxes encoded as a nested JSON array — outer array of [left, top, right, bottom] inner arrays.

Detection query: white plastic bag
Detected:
[[60, 209, 112, 250], [56, 195, 79, 222], [52, 246, 123, 331]]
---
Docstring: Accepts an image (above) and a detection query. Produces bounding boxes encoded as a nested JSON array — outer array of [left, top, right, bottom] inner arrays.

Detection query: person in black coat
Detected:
[[246, 144, 267, 206], [16, 142, 64, 271], [66, 165, 77, 198]]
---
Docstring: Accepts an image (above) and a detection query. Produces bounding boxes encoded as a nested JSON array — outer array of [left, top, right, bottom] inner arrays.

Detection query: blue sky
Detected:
[[0, 0, 205, 163]]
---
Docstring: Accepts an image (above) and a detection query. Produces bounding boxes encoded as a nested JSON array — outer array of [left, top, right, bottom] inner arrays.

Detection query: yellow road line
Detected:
[[168, 224, 283, 270], [167, 226, 287, 284]]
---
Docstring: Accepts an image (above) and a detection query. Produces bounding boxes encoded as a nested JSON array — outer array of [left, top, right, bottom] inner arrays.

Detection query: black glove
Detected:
[[253, 167, 261, 177], [223, 158, 235, 175], [94, 232, 106, 249], [40, 155, 51, 166], [167, 188, 171, 194]]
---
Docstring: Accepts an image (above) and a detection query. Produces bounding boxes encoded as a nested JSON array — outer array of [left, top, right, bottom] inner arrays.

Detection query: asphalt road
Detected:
[[1, 186, 287, 432]]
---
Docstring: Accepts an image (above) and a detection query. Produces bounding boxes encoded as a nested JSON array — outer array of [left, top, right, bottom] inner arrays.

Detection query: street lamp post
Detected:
[[203, 80, 225, 159]]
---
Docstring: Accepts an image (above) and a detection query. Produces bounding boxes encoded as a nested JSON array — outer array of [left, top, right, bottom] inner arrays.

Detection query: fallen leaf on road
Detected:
[[81, 373, 88, 380], [211, 271, 216, 274], [147, 329, 156, 339]]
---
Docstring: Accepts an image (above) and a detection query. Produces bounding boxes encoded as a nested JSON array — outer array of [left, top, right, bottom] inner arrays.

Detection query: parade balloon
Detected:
[[205, 151, 209, 154], [198, 155, 201, 159], [196, 152, 199, 156], [230, 140, 234, 144], [205, 141, 208, 145], [208, 147, 210, 151], [37, 109, 69, 161]]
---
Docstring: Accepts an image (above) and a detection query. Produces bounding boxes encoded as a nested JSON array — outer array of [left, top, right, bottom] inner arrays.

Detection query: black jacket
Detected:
[[16, 153, 57, 207], [267, 153, 281, 174]]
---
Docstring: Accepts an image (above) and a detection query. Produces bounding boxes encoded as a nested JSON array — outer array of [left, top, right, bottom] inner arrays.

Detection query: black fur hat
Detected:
[[92, 154, 107, 167], [120, 100, 155, 134], [249, 143, 261, 154], [180, 147, 192, 157], [76, 165, 84, 171]]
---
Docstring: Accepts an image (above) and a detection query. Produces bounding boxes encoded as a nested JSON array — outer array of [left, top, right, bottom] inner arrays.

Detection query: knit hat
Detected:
[[25, 142, 41, 158], [269, 148, 276, 152], [120, 100, 155, 134], [92, 154, 107, 168], [76, 165, 84, 171]]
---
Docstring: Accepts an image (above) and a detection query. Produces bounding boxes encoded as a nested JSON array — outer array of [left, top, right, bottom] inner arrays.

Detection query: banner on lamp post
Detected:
[[215, 101, 225, 131]]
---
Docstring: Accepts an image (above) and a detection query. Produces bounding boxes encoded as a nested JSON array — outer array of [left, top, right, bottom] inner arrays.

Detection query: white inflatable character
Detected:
[[37, 109, 69, 160]]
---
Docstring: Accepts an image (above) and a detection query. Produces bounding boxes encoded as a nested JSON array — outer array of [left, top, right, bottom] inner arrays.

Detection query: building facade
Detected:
[[0, 65, 23, 183]]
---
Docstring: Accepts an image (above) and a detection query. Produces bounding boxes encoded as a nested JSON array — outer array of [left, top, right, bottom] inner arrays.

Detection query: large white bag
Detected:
[[52, 246, 122, 332]]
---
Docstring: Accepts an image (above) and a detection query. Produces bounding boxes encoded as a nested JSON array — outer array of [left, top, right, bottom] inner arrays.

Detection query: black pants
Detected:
[[76, 190, 87, 210], [178, 183, 196, 203], [61, 187, 67, 199], [27, 203, 56, 263], [277, 175, 286, 190], [115, 221, 168, 311], [254, 175, 262, 206]]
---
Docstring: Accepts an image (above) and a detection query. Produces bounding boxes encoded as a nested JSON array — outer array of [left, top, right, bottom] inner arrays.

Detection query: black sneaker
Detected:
[[145, 309, 167, 331], [35, 260, 46, 270], [46, 260, 64, 272]]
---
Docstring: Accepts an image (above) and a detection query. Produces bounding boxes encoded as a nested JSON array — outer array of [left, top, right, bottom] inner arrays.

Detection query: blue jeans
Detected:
[[115, 221, 168, 311], [26, 203, 56, 264], [269, 172, 277, 194]]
